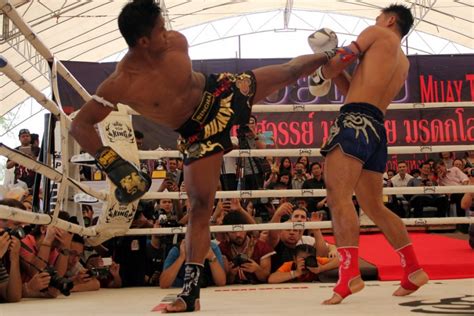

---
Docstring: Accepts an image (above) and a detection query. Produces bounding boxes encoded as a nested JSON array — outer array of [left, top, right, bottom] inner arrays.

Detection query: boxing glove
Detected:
[[95, 146, 151, 204], [308, 66, 331, 97]]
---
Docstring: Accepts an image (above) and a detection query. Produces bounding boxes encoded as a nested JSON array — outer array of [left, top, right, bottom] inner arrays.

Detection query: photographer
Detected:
[[0, 227, 22, 302], [85, 255, 122, 288], [291, 162, 308, 190], [218, 212, 274, 284], [160, 239, 225, 289], [268, 244, 338, 284], [65, 234, 100, 293], [238, 115, 266, 190]]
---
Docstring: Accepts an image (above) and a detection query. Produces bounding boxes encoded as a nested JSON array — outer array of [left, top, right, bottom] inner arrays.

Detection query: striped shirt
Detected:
[[0, 261, 9, 284]]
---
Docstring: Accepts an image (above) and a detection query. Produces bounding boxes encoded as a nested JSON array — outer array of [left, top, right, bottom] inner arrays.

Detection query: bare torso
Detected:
[[345, 26, 409, 114], [98, 30, 205, 130]]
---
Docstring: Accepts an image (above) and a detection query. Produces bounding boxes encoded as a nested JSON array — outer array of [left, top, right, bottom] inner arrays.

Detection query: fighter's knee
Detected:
[[188, 196, 212, 212]]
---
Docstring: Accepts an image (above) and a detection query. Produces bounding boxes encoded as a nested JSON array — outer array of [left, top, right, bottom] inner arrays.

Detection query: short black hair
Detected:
[[118, 0, 162, 47], [382, 4, 414, 37], [222, 212, 248, 225], [134, 130, 144, 139], [295, 244, 316, 257]]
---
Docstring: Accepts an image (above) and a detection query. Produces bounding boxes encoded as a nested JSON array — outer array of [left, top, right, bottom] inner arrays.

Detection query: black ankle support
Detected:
[[177, 263, 203, 312]]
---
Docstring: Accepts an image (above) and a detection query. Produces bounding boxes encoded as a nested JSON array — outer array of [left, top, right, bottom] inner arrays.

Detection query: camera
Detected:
[[44, 266, 74, 296], [86, 266, 111, 279], [304, 255, 318, 268], [0, 227, 26, 239], [232, 253, 251, 267]]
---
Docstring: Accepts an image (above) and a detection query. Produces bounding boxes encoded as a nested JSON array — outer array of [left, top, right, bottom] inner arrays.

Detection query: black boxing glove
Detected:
[[95, 146, 151, 204]]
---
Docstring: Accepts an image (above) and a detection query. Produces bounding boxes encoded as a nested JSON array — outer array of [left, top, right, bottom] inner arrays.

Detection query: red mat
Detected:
[[327, 233, 474, 280]]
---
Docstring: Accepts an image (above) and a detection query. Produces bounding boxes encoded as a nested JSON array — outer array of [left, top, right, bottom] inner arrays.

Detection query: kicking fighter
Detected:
[[69, 0, 335, 312]]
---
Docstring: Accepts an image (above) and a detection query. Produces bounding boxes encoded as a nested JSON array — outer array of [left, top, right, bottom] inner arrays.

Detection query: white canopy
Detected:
[[1, 0, 473, 117]]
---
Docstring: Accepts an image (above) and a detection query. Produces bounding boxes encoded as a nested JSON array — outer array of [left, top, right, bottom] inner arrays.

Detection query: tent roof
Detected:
[[1, 0, 473, 117]]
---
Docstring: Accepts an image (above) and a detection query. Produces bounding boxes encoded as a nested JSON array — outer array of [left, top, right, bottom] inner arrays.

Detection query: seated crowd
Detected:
[[1, 150, 473, 303]]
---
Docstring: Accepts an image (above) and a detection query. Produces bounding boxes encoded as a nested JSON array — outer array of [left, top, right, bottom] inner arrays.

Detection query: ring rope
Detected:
[[69, 144, 474, 163], [141, 185, 474, 200], [0, 205, 470, 237], [0, 205, 97, 237], [125, 217, 473, 236]]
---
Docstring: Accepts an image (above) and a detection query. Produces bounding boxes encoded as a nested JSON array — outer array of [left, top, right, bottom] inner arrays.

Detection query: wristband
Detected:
[[290, 270, 296, 279]]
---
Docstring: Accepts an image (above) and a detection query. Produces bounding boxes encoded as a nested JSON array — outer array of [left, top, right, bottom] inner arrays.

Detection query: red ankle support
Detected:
[[396, 244, 420, 275], [333, 247, 360, 299]]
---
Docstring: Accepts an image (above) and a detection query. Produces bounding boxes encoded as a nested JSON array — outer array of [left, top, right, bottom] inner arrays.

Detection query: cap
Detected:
[[18, 129, 30, 136]]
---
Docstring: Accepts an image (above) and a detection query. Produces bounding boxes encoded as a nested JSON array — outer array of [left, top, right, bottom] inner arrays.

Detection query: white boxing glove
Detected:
[[308, 28, 338, 54], [308, 66, 331, 97]]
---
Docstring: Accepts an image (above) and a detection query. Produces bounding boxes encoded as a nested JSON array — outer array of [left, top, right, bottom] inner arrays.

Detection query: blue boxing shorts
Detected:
[[320, 102, 387, 173], [175, 71, 256, 165]]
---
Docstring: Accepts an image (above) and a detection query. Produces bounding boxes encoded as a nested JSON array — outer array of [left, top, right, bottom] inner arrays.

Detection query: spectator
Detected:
[[460, 169, 474, 248], [279, 157, 293, 176], [464, 150, 474, 170], [85, 254, 122, 288], [0, 224, 22, 302], [160, 239, 225, 288], [406, 161, 449, 218], [167, 158, 183, 186], [218, 212, 274, 284], [221, 136, 239, 191], [302, 162, 327, 215], [275, 170, 292, 189], [389, 161, 414, 217], [296, 156, 311, 174], [434, 160, 469, 217], [268, 244, 338, 284], [65, 235, 100, 293], [144, 221, 165, 286], [237, 115, 266, 190], [439, 152, 454, 168], [6, 129, 39, 192], [291, 162, 308, 190], [453, 158, 464, 171], [82, 205, 94, 227]]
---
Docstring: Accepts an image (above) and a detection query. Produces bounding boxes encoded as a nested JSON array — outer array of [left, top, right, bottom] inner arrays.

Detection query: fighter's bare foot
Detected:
[[322, 276, 365, 305], [393, 269, 429, 296], [162, 297, 200, 313]]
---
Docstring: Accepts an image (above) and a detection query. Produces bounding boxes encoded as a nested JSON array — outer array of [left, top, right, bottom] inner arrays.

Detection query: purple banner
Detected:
[[59, 55, 474, 164]]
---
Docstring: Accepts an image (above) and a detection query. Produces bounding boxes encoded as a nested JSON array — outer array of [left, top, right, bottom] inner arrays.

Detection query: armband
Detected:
[[91, 95, 117, 109]]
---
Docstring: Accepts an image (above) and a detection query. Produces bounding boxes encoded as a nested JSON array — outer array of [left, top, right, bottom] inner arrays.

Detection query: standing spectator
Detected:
[[221, 136, 239, 191], [296, 156, 311, 174], [291, 162, 308, 190], [302, 162, 327, 215], [279, 157, 293, 176], [464, 151, 474, 170], [434, 160, 469, 217], [6, 129, 39, 192], [218, 212, 274, 284], [238, 115, 266, 190], [167, 158, 183, 186], [461, 169, 474, 248]]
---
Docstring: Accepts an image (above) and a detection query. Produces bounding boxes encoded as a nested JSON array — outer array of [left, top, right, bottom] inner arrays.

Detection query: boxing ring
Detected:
[[0, 0, 473, 314]]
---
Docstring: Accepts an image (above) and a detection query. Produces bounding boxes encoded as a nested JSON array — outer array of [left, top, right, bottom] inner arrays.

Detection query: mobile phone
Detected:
[[262, 131, 274, 145]]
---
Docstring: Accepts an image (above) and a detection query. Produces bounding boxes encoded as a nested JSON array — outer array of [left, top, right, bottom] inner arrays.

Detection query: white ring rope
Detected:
[[69, 144, 474, 163], [0, 143, 107, 202], [0, 206, 97, 237], [0, 204, 470, 237], [142, 185, 474, 200]]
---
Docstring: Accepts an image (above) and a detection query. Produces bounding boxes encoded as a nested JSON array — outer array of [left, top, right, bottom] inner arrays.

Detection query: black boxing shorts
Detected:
[[320, 102, 387, 173], [175, 71, 257, 165]]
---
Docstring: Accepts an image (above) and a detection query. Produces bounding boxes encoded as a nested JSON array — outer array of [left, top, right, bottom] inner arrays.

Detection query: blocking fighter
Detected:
[[309, 4, 429, 304]]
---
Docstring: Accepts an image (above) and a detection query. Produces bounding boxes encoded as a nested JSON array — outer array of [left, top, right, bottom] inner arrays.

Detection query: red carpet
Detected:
[[327, 233, 474, 280]]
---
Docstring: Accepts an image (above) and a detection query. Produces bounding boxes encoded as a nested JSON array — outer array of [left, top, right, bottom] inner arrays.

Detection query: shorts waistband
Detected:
[[340, 102, 384, 124], [175, 73, 211, 138]]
